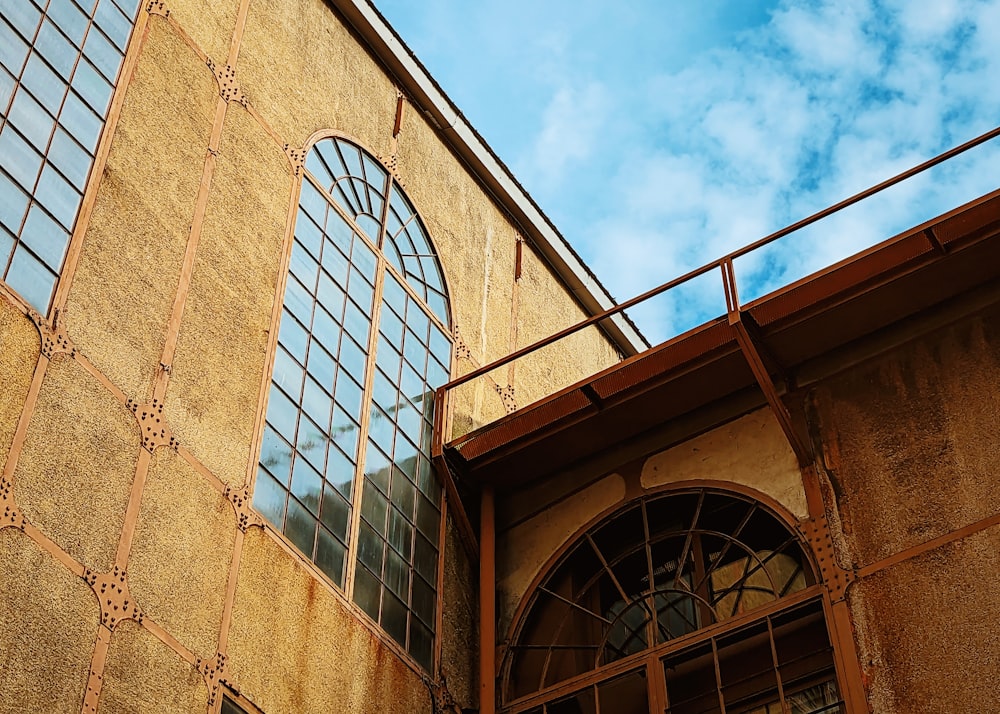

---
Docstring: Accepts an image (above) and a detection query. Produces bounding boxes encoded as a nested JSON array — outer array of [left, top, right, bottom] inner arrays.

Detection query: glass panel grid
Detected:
[[505, 491, 826, 705], [0, 0, 139, 313], [258, 138, 452, 672]]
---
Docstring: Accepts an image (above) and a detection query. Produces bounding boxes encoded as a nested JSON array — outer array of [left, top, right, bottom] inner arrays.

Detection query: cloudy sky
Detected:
[[375, 0, 1000, 343]]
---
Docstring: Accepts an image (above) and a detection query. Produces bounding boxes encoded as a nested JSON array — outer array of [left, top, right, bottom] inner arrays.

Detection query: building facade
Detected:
[[3, 1, 1000, 713], [0, 1, 630, 712]]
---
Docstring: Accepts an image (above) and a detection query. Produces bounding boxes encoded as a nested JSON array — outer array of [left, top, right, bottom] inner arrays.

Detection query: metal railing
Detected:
[[433, 123, 1000, 451]]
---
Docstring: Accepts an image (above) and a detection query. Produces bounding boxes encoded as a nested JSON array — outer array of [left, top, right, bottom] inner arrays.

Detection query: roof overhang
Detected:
[[444, 188, 1000, 490]]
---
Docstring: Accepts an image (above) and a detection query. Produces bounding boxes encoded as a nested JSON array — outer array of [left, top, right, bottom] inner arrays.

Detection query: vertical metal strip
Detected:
[[479, 484, 496, 714]]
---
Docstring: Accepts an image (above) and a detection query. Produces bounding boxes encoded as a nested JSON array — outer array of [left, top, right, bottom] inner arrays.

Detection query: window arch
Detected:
[[1, 0, 142, 313], [253, 135, 452, 670], [504, 489, 842, 713]]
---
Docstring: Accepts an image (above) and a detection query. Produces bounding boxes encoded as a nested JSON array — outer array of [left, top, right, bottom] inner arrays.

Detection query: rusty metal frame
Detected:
[[496, 484, 838, 711]]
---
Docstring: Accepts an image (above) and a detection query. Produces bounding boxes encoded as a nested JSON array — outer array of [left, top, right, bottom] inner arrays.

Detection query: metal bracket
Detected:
[[197, 652, 230, 707], [28, 309, 76, 359], [494, 384, 517, 414], [146, 0, 170, 16], [126, 398, 179, 453], [0, 478, 25, 531], [800, 514, 854, 602], [207, 60, 247, 107], [283, 144, 305, 176], [225, 485, 262, 532], [83, 565, 143, 629], [453, 328, 473, 362]]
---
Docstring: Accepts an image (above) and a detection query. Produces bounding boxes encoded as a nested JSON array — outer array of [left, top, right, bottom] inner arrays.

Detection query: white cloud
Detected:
[[565, 0, 1000, 343]]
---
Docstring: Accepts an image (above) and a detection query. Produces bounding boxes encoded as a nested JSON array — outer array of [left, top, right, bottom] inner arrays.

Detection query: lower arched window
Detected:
[[504, 489, 842, 713]]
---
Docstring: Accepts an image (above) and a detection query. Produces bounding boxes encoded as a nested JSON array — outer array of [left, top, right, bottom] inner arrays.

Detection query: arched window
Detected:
[[504, 489, 842, 713], [253, 136, 452, 669], [1, 0, 141, 313]]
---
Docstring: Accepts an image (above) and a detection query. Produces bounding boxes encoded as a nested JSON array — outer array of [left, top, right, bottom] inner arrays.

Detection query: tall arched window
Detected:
[[504, 489, 842, 713], [1, 0, 141, 313], [253, 136, 452, 669]]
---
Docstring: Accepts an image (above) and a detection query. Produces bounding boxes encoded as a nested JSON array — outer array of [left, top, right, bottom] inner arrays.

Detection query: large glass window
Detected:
[[254, 136, 452, 670], [504, 490, 843, 713], [0, 0, 141, 313]]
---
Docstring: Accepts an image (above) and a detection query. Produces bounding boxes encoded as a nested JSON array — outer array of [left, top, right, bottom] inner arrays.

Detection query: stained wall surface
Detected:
[[814, 303, 1000, 713], [0, 0, 623, 712]]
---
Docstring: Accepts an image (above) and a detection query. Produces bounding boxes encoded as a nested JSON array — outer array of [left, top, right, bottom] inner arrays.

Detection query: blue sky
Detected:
[[375, 0, 1000, 343]]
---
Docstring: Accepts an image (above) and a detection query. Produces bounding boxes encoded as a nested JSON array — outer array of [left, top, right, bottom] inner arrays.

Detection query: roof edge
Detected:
[[328, 0, 648, 355]]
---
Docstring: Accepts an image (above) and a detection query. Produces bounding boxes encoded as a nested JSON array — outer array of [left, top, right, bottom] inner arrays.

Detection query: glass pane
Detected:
[[353, 563, 381, 620], [387, 505, 412, 557], [289, 240, 319, 290], [325, 443, 355, 495], [265, 384, 297, 440], [259, 426, 292, 485], [277, 310, 307, 361], [47, 127, 90, 189], [0, 171, 29, 232], [413, 532, 436, 583], [60, 89, 104, 152], [94, 0, 131, 50], [47, 0, 88, 46], [0, 227, 13, 266], [0, 20, 29, 75], [415, 493, 439, 546], [72, 56, 114, 115], [409, 618, 433, 671], [315, 526, 345, 587], [82, 25, 121, 81], [8, 87, 54, 151], [364, 439, 391, 494], [283, 498, 316, 558], [319, 485, 349, 541], [389, 467, 415, 518], [333, 374, 363, 420], [290, 457, 322, 515], [35, 20, 76, 79], [381, 590, 407, 646], [316, 270, 345, 316], [411, 573, 434, 626], [0, 126, 44, 191], [36, 162, 81, 231], [383, 545, 409, 600], [361, 477, 388, 532], [300, 375, 332, 430], [272, 346, 303, 399], [252, 468, 286, 528], [21, 53, 66, 114], [357, 519, 384, 574], [6, 244, 56, 311], [294, 212, 322, 258], [331, 406, 359, 459]]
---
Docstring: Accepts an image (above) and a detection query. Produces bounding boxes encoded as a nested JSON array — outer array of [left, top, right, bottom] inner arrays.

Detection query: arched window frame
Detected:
[[0, 0, 143, 315], [501, 485, 845, 714], [252, 132, 454, 672]]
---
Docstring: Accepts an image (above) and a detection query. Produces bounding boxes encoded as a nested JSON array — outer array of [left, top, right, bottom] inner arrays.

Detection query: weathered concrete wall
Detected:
[[0, 0, 624, 711], [813, 304, 1000, 713]]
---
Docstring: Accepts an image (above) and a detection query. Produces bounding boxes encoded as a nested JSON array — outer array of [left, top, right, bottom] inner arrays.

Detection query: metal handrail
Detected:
[[434, 122, 1000, 446]]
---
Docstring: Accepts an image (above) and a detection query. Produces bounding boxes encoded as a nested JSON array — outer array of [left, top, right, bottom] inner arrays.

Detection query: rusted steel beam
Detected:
[[479, 485, 496, 714], [722, 261, 812, 468]]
